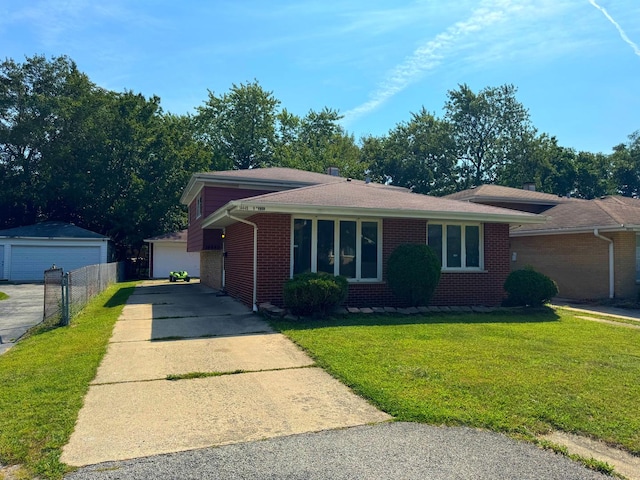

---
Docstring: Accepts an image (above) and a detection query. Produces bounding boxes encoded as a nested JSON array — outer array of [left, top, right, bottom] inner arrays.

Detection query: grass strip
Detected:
[[0, 281, 137, 479], [0, 291, 9, 301], [270, 309, 640, 457]]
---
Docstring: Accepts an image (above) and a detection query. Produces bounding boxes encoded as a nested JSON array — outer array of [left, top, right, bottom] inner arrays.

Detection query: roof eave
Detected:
[[510, 224, 640, 237], [180, 172, 330, 206], [200, 201, 545, 228]]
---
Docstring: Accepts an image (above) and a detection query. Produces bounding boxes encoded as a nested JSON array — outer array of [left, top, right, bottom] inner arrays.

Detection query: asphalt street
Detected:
[[66, 423, 610, 480], [0, 283, 44, 355]]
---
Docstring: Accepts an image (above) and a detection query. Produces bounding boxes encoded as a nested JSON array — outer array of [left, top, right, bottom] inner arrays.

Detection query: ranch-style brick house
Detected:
[[180, 168, 543, 310], [446, 184, 640, 301]]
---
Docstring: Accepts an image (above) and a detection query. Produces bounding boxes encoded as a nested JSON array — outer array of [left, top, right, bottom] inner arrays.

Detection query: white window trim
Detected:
[[195, 195, 203, 219], [427, 221, 484, 272], [290, 216, 383, 282]]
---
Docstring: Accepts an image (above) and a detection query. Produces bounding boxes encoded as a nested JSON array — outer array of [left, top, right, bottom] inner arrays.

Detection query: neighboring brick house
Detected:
[[446, 185, 640, 301], [180, 168, 542, 310]]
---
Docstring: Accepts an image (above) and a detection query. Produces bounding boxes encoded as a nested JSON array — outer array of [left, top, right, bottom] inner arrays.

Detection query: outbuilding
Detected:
[[145, 230, 200, 279], [0, 222, 110, 281]]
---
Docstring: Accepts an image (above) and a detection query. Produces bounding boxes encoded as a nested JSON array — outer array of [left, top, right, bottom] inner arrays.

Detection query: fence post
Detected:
[[62, 272, 70, 326]]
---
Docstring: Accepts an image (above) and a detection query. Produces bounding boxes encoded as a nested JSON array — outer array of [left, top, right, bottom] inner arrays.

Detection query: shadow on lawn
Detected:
[[271, 307, 561, 331], [103, 285, 137, 308]]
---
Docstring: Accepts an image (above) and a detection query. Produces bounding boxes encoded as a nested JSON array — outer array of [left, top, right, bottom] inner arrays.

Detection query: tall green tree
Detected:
[[611, 130, 640, 197], [445, 84, 533, 186], [274, 107, 363, 178], [363, 108, 457, 195], [0, 55, 210, 254], [572, 151, 612, 199], [195, 80, 279, 170]]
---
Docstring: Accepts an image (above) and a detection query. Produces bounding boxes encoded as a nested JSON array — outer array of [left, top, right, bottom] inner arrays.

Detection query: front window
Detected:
[[427, 222, 483, 270], [292, 218, 381, 281]]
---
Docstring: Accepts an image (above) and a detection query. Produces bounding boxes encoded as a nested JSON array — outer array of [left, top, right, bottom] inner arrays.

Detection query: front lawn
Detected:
[[0, 282, 137, 479], [271, 309, 640, 455]]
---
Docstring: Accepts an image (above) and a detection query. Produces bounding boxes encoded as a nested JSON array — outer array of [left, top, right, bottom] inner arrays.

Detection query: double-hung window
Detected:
[[427, 222, 483, 270], [292, 218, 381, 281]]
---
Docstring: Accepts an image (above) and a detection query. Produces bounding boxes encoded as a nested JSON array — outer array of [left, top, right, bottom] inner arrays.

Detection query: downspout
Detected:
[[226, 210, 258, 312], [593, 229, 614, 299]]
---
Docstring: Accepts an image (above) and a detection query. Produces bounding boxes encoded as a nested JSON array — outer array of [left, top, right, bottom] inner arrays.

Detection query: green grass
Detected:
[[0, 282, 137, 479], [271, 308, 640, 455], [0, 291, 8, 301]]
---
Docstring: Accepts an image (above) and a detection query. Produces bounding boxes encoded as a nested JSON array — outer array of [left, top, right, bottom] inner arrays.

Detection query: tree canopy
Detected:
[[1, 55, 637, 260]]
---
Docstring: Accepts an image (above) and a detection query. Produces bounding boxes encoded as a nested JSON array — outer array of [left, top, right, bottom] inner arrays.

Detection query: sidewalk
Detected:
[[61, 280, 389, 466], [552, 299, 640, 323]]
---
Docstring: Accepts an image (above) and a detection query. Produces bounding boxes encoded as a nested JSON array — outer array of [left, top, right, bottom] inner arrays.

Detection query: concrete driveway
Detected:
[[61, 280, 389, 466], [0, 283, 44, 355]]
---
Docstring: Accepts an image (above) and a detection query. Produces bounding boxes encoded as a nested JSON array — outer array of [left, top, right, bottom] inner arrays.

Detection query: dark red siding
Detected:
[[187, 186, 273, 252]]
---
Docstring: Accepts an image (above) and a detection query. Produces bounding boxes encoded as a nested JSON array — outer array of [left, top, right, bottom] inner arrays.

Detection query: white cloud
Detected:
[[589, 0, 640, 57], [342, 0, 523, 123]]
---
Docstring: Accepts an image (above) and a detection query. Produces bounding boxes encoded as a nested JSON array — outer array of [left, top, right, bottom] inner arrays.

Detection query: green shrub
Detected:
[[283, 272, 349, 316], [387, 244, 441, 306], [503, 267, 558, 307]]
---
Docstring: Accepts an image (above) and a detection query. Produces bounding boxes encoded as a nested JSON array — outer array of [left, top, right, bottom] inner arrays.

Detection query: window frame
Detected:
[[290, 216, 383, 282], [195, 195, 203, 219], [427, 221, 484, 271]]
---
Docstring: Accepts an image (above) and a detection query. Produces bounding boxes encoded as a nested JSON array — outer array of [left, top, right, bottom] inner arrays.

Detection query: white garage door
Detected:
[[153, 244, 200, 278], [10, 245, 101, 281], [0, 245, 5, 280]]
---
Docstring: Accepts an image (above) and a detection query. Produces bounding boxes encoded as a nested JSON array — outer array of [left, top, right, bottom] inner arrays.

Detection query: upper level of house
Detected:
[[179, 168, 354, 252]]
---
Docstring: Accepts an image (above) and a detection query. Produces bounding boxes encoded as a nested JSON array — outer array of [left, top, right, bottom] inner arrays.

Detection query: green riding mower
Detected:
[[169, 271, 191, 282]]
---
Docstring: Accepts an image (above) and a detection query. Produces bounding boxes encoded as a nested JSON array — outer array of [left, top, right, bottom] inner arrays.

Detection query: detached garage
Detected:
[[0, 222, 110, 281], [145, 230, 200, 279]]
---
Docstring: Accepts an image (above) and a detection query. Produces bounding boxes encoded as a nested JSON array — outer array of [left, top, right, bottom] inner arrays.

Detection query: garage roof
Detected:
[[0, 222, 108, 239]]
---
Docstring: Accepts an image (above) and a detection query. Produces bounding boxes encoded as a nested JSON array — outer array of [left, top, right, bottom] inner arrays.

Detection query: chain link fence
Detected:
[[43, 267, 64, 324], [44, 262, 124, 326]]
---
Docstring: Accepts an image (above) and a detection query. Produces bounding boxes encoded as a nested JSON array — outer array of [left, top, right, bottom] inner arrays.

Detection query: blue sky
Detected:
[[1, 0, 639, 154]]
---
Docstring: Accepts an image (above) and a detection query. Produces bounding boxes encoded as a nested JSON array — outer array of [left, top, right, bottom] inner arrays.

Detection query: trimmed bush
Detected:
[[387, 244, 441, 306], [283, 272, 349, 317], [503, 267, 558, 307]]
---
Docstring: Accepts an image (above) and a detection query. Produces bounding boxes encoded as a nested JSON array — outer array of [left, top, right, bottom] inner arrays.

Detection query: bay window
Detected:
[[292, 218, 381, 281], [427, 222, 483, 270]]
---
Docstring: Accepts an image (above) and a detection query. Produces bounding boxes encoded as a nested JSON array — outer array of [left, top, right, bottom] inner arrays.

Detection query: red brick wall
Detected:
[[255, 214, 291, 306], [431, 223, 510, 306], [224, 221, 255, 306], [187, 186, 273, 252], [346, 221, 510, 307], [225, 215, 512, 308], [223, 213, 291, 308]]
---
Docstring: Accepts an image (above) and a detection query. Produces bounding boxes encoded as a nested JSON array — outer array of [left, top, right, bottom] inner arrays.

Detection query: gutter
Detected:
[[226, 209, 258, 312], [593, 229, 614, 299]]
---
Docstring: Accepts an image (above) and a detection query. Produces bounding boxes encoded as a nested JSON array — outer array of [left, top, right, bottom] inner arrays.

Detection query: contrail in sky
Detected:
[[343, 0, 517, 123], [589, 0, 640, 57]]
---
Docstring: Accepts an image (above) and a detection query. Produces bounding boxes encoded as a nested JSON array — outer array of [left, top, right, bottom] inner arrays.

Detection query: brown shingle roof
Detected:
[[202, 180, 543, 227], [195, 167, 348, 185], [511, 196, 640, 235], [445, 184, 573, 205]]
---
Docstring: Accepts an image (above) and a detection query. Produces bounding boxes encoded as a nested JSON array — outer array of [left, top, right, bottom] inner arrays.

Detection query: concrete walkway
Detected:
[[61, 280, 389, 467], [0, 283, 44, 355]]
